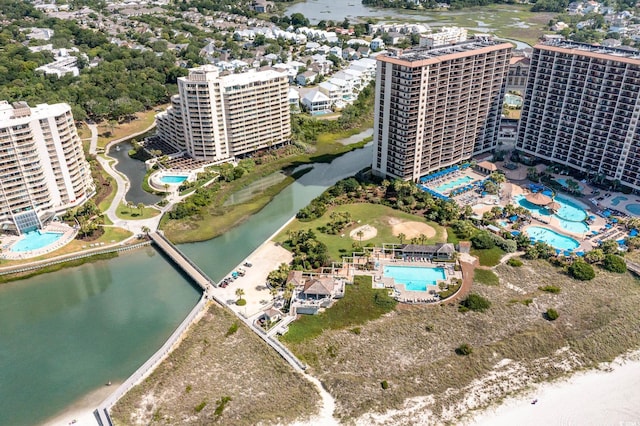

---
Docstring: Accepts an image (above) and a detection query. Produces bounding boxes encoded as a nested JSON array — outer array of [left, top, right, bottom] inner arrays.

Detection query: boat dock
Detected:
[[148, 231, 216, 293]]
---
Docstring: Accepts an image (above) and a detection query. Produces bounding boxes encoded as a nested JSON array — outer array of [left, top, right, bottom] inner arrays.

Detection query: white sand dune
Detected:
[[469, 352, 640, 426]]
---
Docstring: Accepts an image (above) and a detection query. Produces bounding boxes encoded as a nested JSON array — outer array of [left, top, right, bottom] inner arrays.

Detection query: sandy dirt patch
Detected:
[[350, 224, 378, 241], [389, 220, 436, 240]]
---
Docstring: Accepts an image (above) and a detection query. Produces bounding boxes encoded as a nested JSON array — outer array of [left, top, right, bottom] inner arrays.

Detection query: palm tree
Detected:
[[141, 225, 151, 235], [397, 232, 406, 245], [357, 229, 364, 245], [269, 287, 278, 298], [235, 288, 245, 302], [418, 233, 427, 245], [137, 202, 144, 216]]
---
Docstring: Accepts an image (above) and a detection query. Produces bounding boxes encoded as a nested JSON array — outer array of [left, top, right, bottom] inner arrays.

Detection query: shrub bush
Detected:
[[568, 260, 596, 281], [507, 258, 523, 267], [381, 380, 389, 390], [471, 231, 495, 249], [455, 343, 473, 355], [602, 254, 627, 273], [539, 285, 561, 294], [459, 293, 491, 312], [546, 308, 559, 321], [236, 299, 247, 306], [225, 321, 239, 337]]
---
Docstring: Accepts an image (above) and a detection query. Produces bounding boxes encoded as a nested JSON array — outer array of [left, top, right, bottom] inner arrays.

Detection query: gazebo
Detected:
[[525, 192, 552, 206]]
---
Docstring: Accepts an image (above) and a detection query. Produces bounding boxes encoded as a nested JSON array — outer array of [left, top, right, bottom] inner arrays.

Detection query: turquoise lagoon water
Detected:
[[526, 226, 580, 250], [516, 195, 589, 233], [434, 175, 474, 193], [10, 230, 63, 252], [383, 265, 446, 292], [611, 196, 628, 206], [160, 174, 188, 184]]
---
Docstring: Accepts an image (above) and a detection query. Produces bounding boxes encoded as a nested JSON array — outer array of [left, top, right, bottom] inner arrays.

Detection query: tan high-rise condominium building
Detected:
[[372, 39, 512, 181], [156, 65, 291, 161], [0, 101, 93, 234], [517, 41, 640, 191]]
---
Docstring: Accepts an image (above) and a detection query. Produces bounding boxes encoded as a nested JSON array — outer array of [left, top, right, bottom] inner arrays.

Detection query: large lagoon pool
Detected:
[[627, 204, 640, 215], [160, 174, 188, 185], [11, 230, 63, 252], [526, 226, 580, 250], [383, 265, 446, 292], [434, 176, 474, 194], [516, 194, 589, 233]]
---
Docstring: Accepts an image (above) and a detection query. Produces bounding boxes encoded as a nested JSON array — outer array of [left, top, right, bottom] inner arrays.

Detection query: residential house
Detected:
[[288, 87, 300, 111], [318, 81, 341, 105], [296, 70, 318, 86], [370, 37, 385, 50], [342, 47, 358, 60], [356, 45, 371, 58], [301, 90, 331, 113], [329, 46, 342, 58]]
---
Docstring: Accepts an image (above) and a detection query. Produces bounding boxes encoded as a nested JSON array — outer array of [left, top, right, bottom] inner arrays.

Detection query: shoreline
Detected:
[[466, 350, 640, 425], [41, 382, 122, 426]]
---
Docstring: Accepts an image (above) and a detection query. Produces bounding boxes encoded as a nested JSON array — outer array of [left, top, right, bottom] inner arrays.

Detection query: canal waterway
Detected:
[[108, 142, 163, 206], [0, 144, 372, 426]]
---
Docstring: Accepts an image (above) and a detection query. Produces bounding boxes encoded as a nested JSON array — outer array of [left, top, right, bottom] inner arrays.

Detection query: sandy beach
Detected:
[[42, 383, 119, 426], [468, 351, 640, 426]]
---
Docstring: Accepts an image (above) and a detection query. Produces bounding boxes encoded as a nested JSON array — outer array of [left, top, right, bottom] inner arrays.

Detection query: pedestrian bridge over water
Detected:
[[148, 231, 215, 293]]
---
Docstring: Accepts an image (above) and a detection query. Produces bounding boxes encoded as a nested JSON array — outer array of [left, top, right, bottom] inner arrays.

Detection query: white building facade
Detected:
[[156, 65, 291, 161], [0, 101, 93, 234]]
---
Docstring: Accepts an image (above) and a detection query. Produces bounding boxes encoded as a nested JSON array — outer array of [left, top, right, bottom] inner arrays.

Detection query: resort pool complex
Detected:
[[434, 176, 474, 193], [516, 195, 589, 233], [160, 174, 188, 184], [11, 230, 63, 252], [383, 265, 446, 292], [526, 226, 580, 250]]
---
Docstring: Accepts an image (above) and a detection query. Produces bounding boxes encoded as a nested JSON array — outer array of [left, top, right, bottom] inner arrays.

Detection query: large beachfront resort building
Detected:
[[372, 38, 512, 181], [0, 101, 93, 235], [156, 65, 291, 162], [517, 41, 640, 191]]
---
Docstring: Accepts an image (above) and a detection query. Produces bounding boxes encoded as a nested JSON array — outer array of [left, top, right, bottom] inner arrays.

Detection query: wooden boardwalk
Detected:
[[626, 260, 640, 276], [148, 232, 215, 293]]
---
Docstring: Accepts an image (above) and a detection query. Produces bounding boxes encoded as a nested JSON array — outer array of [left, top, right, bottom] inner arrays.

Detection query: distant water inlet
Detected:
[[383, 265, 446, 292]]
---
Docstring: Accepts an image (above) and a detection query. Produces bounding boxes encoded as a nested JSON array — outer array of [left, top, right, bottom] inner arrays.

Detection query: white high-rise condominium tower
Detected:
[[372, 39, 512, 181], [517, 40, 640, 191], [0, 101, 93, 234], [156, 65, 291, 161]]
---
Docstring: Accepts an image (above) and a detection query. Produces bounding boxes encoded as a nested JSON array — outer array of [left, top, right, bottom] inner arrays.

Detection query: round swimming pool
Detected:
[[526, 226, 580, 250], [516, 194, 588, 233]]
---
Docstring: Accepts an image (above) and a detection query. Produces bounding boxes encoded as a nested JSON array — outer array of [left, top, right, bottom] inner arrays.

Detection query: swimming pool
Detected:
[[383, 265, 446, 292], [11, 230, 63, 252], [526, 226, 580, 250], [160, 174, 188, 184], [611, 196, 628, 206], [434, 176, 474, 193], [516, 194, 588, 233], [627, 204, 640, 215], [504, 93, 523, 107]]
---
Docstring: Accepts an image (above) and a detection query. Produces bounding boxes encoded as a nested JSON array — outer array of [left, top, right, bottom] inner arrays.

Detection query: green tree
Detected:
[[568, 260, 596, 281], [602, 254, 627, 273]]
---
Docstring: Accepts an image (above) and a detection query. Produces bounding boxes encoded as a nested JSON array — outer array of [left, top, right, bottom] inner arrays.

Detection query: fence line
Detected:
[[94, 296, 207, 425], [0, 241, 151, 277]]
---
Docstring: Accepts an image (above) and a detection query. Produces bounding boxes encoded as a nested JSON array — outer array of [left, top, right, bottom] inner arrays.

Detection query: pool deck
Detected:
[[1, 224, 77, 260], [373, 258, 463, 304], [425, 169, 485, 196]]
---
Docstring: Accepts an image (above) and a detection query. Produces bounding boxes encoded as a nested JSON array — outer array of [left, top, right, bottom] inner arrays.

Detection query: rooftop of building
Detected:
[[380, 38, 511, 65], [537, 40, 640, 61], [0, 101, 71, 124], [182, 65, 285, 87]]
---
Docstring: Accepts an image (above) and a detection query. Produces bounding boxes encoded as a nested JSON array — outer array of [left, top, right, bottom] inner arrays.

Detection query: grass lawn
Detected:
[[316, 122, 374, 145], [281, 275, 396, 346], [96, 106, 165, 149], [274, 203, 446, 261], [116, 203, 160, 220], [471, 247, 506, 267], [474, 269, 500, 286]]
